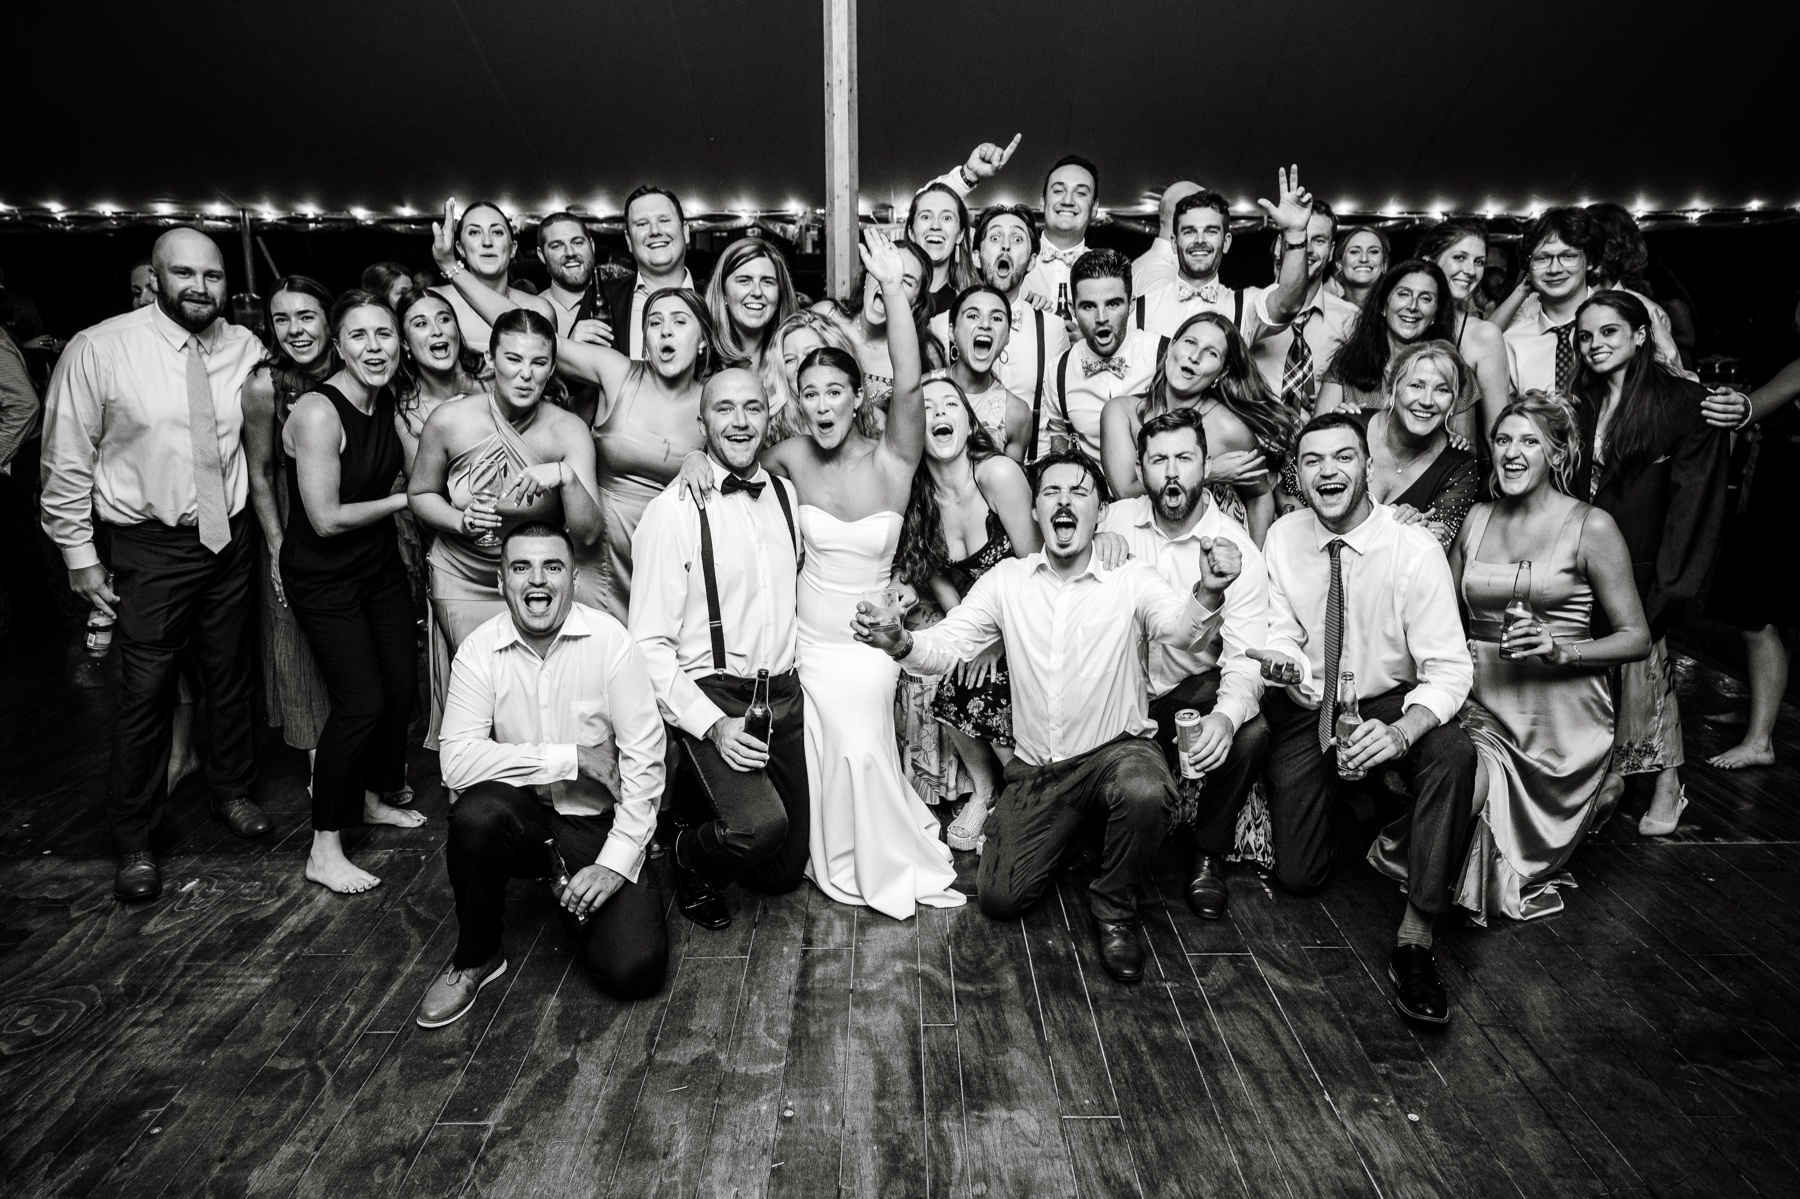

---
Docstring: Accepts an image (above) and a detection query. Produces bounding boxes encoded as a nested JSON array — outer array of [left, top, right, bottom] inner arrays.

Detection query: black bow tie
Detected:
[[721, 473, 765, 499]]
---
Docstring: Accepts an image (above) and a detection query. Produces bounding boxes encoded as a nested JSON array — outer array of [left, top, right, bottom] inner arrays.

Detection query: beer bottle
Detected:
[[1055, 282, 1071, 321], [743, 668, 774, 747], [1334, 670, 1366, 781]]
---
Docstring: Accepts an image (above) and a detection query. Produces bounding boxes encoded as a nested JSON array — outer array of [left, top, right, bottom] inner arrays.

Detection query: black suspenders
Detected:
[[1025, 307, 1048, 463], [696, 479, 799, 672]]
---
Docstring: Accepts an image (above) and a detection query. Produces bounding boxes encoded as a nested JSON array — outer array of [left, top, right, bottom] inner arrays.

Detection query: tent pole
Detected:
[[823, 0, 858, 300], [238, 209, 257, 296]]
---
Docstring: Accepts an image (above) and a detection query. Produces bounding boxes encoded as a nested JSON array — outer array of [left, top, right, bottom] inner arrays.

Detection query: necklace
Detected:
[[1373, 412, 1438, 477]]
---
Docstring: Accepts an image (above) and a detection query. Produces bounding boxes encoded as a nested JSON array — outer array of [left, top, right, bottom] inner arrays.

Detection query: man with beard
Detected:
[[929, 205, 1068, 460], [1097, 409, 1269, 920], [423, 521, 669, 1027], [1243, 201, 1357, 414], [629, 368, 808, 931], [1135, 170, 1316, 342], [41, 228, 274, 902], [855, 448, 1235, 984], [534, 212, 610, 423], [1251, 413, 1475, 1026], [1047, 249, 1159, 462]]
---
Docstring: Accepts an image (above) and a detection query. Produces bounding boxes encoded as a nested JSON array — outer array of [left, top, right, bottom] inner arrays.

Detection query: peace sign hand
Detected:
[[430, 198, 460, 272], [964, 134, 1023, 182], [860, 227, 909, 293], [1256, 165, 1314, 238]]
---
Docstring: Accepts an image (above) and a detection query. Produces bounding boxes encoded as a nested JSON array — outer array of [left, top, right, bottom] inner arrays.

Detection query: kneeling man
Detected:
[[419, 521, 669, 1028]]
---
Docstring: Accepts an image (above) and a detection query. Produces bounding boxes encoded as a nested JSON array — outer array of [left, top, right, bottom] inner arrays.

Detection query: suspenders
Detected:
[[1048, 336, 1168, 456], [696, 478, 798, 671], [1024, 307, 1048, 462], [1134, 289, 1244, 333]]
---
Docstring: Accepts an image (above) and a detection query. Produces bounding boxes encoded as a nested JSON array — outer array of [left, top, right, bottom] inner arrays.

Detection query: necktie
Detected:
[[1280, 310, 1317, 414], [1552, 321, 1578, 393], [1041, 246, 1081, 266], [1177, 281, 1223, 305], [1082, 355, 1126, 380], [1317, 537, 1348, 752], [185, 337, 232, 553], [721, 472, 765, 500]]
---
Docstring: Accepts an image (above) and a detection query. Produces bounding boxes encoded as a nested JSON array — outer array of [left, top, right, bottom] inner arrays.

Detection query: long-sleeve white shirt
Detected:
[[40, 305, 262, 569], [1260, 503, 1472, 725], [628, 461, 800, 740], [1098, 496, 1267, 731], [901, 554, 1221, 767], [1049, 326, 1160, 461], [439, 603, 666, 882]]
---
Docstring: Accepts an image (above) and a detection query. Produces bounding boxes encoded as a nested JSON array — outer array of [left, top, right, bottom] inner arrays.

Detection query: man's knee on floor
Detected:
[[584, 940, 668, 1002], [720, 804, 790, 863], [1272, 854, 1332, 896]]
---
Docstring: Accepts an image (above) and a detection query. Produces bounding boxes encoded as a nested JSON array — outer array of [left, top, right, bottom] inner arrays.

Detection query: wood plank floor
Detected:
[[2, 643, 1799, 1197]]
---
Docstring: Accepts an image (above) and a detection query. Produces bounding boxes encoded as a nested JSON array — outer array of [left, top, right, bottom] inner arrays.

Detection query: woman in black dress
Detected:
[[282, 290, 427, 894], [1363, 340, 1480, 547], [1570, 290, 1731, 835]]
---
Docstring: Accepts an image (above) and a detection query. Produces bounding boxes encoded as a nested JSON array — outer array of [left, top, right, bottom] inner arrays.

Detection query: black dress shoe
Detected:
[[115, 851, 161, 902], [212, 796, 273, 839], [1389, 944, 1450, 1025], [672, 831, 730, 931], [1092, 915, 1145, 983], [1186, 854, 1228, 920]]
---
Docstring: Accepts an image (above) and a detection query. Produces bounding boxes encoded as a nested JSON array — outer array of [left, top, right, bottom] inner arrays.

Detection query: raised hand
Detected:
[[1247, 647, 1303, 685], [430, 198, 461, 273], [964, 134, 1023, 182], [1197, 535, 1242, 595], [860, 227, 909, 294], [1255, 165, 1314, 238]]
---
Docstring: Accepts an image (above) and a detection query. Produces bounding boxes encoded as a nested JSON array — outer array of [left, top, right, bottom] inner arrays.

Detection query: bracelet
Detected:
[[1282, 238, 1307, 251], [1392, 724, 1414, 756], [442, 260, 465, 280]]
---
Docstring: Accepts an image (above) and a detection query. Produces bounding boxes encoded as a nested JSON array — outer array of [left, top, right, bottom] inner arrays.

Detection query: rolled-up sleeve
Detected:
[[39, 333, 105, 568], [1213, 555, 1269, 734], [1400, 547, 1474, 724], [596, 639, 666, 881], [1263, 547, 1317, 703]]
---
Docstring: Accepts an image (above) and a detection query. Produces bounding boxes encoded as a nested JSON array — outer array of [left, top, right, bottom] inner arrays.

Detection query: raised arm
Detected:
[[922, 134, 1022, 198], [1256, 165, 1317, 327], [864, 230, 926, 470], [289, 393, 410, 537]]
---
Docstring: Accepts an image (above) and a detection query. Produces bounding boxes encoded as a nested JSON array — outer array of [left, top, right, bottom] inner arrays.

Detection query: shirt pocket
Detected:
[[570, 699, 620, 795]]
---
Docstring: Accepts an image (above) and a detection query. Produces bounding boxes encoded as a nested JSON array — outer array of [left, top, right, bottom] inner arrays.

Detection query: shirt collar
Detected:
[[634, 268, 695, 297], [1029, 548, 1108, 585], [708, 456, 770, 490], [150, 304, 222, 354], [494, 601, 597, 652], [1310, 502, 1391, 554], [1135, 493, 1218, 544]]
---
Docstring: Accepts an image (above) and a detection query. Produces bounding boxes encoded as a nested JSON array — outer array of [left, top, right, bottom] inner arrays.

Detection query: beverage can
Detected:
[[1175, 709, 1204, 780], [85, 610, 115, 659]]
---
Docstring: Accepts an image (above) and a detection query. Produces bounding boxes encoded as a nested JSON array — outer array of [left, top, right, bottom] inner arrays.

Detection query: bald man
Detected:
[[1132, 180, 1202, 297], [627, 368, 808, 932], [42, 227, 274, 902]]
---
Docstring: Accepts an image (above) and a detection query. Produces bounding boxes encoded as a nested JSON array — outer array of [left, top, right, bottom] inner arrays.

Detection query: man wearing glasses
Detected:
[[1502, 209, 1605, 395]]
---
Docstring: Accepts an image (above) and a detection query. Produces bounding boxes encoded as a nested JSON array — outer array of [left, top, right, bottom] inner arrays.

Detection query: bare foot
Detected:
[[365, 793, 427, 828], [1702, 708, 1749, 728], [306, 848, 381, 894], [1708, 741, 1776, 770]]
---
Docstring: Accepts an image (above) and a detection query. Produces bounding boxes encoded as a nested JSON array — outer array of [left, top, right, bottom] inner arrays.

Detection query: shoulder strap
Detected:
[[1233, 288, 1245, 328], [696, 506, 728, 672], [1157, 335, 1170, 363], [770, 475, 800, 562], [1135, 295, 1147, 331], [1025, 309, 1047, 461], [1055, 349, 1073, 437]]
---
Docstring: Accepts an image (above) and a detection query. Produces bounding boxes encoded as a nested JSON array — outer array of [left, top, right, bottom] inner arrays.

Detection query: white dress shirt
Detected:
[[1245, 285, 1360, 396], [928, 296, 1068, 418], [629, 460, 800, 740], [1023, 240, 1089, 308], [1504, 285, 1692, 393], [1131, 237, 1180, 299], [40, 304, 262, 570], [1136, 279, 1247, 339], [1260, 503, 1472, 725], [1049, 325, 1160, 461], [1098, 496, 1267, 731], [901, 554, 1221, 767], [628, 268, 697, 359], [439, 603, 666, 882]]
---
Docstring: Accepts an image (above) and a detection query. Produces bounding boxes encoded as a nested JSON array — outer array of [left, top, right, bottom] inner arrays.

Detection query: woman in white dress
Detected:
[[682, 230, 965, 919]]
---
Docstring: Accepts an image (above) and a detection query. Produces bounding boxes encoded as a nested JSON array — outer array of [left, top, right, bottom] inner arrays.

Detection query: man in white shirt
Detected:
[[1045, 249, 1159, 461], [597, 186, 697, 361], [1243, 202, 1358, 410], [1130, 181, 1200, 299], [1097, 410, 1269, 921], [40, 227, 274, 903], [1252, 413, 1475, 1026], [630, 368, 807, 932], [421, 522, 669, 1028], [1022, 154, 1100, 313], [856, 448, 1234, 985]]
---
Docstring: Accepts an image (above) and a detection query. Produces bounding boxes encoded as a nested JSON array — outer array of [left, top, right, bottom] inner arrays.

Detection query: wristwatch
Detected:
[[958, 164, 979, 189], [1282, 238, 1307, 252]]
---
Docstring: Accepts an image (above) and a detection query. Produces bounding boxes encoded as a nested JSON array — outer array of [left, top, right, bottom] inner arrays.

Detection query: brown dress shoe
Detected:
[[212, 796, 273, 838], [416, 952, 508, 1029], [115, 851, 161, 902]]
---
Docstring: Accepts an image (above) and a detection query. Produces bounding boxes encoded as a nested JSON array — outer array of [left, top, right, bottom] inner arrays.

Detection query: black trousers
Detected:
[[285, 557, 415, 831], [979, 734, 1174, 924], [1147, 671, 1270, 857], [1262, 686, 1476, 913], [447, 781, 668, 1001], [671, 671, 809, 892], [105, 513, 256, 852]]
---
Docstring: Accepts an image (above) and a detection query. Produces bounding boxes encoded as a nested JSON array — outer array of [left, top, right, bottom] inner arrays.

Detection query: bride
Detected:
[[681, 229, 964, 919]]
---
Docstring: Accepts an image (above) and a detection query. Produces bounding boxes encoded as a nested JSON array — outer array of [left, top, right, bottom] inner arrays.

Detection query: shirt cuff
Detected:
[[675, 694, 727, 743], [61, 542, 100, 570], [930, 168, 973, 198], [1402, 685, 1461, 728], [1253, 290, 1287, 331], [596, 828, 647, 884], [546, 742, 579, 782]]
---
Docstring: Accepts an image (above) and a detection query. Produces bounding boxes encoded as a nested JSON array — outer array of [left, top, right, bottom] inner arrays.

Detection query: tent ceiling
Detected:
[[11, 0, 1797, 220]]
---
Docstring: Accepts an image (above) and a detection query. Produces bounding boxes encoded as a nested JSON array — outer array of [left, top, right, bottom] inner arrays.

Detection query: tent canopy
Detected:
[[10, 0, 1797, 221]]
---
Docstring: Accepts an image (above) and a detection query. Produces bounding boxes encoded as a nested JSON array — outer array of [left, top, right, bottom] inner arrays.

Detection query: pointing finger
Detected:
[[1002, 133, 1022, 163]]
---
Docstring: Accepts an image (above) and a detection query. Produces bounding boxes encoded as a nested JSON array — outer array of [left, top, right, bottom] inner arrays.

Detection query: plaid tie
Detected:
[[1553, 321, 1578, 394], [1280, 309, 1317, 414], [1317, 538, 1347, 752], [185, 337, 232, 553]]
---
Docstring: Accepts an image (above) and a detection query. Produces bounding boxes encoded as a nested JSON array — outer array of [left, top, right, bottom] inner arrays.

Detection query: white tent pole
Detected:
[[823, 0, 858, 300]]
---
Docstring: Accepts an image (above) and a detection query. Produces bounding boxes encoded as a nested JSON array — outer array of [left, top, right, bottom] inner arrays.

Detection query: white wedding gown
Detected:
[[797, 505, 966, 919]]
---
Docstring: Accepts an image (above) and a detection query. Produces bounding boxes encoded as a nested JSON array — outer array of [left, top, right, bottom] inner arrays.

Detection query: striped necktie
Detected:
[[1318, 538, 1347, 752], [186, 336, 232, 553]]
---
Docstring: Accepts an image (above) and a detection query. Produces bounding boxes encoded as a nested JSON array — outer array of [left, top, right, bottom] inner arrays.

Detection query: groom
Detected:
[[855, 448, 1237, 983], [630, 367, 809, 931]]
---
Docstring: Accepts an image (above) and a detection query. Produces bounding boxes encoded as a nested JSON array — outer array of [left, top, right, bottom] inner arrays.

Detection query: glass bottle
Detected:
[[1334, 670, 1366, 781], [1502, 561, 1535, 661], [743, 668, 773, 747]]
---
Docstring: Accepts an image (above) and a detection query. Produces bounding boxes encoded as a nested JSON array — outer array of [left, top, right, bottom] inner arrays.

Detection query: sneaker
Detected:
[[415, 952, 507, 1029]]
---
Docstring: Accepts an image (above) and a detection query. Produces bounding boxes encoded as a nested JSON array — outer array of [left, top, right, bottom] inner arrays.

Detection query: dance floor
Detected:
[[2, 643, 1798, 1198]]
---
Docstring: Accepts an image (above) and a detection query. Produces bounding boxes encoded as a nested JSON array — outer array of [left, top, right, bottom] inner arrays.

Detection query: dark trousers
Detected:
[[1262, 686, 1476, 913], [105, 513, 256, 852], [1147, 671, 1270, 857], [447, 781, 668, 1000], [285, 559, 416, 831], [672, 671, 809, 892], [979, 734, 1174, 924]]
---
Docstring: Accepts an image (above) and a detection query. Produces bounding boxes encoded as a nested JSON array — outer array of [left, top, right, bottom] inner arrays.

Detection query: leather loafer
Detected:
[[1093, 915, 1145, 984], [212, 796, 273, 839], [1186, 854, 1228, 920], [672, 830, 730, 931], [416, 951, 507, 1029], [114, 851, 161, 902], [1389, 944, 1450, 1025]]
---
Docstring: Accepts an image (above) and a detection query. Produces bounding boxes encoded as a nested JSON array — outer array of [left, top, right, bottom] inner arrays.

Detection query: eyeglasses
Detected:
[[1528, 250, 1583, 269]]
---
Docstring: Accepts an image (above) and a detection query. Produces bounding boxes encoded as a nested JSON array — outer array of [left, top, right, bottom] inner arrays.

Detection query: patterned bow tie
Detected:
[[1177, 281, 1224, 305], [1082, 355, 1127, 379], [1010, 307, 1024, 332], [721, 473, 765, 499], [1041, 246, 1083, 266]]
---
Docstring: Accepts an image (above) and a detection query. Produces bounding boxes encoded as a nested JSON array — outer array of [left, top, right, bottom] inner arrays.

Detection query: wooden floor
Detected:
[[3, 644, 1800, 1198]]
